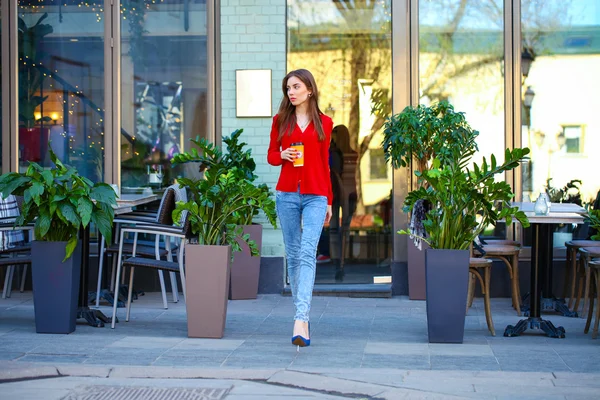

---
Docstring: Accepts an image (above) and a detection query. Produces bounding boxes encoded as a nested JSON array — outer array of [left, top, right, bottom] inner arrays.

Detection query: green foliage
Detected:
[[585, 205, 600, 241], [546, 178, 582, 205], [172, 129, 276, 227], [171, 130, 277, 256], [397, 108, 531, 249], [19, 13, 54, 129], [0, 147, 116, 261], [382, 101, 479, 186]]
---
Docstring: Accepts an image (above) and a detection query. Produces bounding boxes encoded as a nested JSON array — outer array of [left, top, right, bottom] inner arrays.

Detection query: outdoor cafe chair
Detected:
[[474, 240, 522, 315], [583, 258, 600, 339], [110, 212, 190, 329], [0, 222, 33, 299], [96, 185, 182, 308], [565, 240, 600, 311], [467, 256, 495, 336], [1, 195, 34, 299], [573, 246, 600, 318]]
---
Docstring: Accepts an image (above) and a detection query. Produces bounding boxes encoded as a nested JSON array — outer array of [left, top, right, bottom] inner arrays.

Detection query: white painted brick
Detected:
[[269, 15, 284, 24], [247, 43, 263, 52], [239, 15, 255, 24]]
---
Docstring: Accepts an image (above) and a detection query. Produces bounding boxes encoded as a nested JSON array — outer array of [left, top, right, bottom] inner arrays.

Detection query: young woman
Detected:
[[267, 69, 333, 348]]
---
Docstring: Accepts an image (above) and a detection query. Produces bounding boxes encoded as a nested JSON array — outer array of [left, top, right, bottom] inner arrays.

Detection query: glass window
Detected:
[[369, 148, 388, 180], [562, 125, 582, 154], [287, 0, 393, 284], [419, 0, 506, 239], [17, 1, 105, 182], [1, 1, 3, 172], [120, 0, 208, 192], [521, 0, 600, 211]]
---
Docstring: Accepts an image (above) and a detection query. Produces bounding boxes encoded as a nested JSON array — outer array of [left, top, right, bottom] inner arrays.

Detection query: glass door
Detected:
[[17, 0, 106, 182], [287, 0, 393, 284], [418, 0, 508, 240], [120, 0, 208, 192]]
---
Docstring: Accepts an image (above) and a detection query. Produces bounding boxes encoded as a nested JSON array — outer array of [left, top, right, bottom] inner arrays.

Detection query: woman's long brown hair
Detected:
[[275, 69, 325, 142]]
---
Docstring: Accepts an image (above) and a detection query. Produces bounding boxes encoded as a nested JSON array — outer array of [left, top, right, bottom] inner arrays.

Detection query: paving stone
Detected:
[[430, 355, 501, 371], [361, 354, 430, 369], [19, 354, 89, 364], [105, 336, 185, 349], [0, 352, 24, 361], [429, 343, 494, 356], [0, 362, 59, 381], [365, 342, 429, 356]]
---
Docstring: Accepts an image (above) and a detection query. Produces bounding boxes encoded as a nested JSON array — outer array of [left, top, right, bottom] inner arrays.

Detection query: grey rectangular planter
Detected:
[[229, 224, 263, 300], [31, 241, 81, 334], [408, 241, 429, 300], [425, 248, 469, 343], [185, 244, 231, 338]]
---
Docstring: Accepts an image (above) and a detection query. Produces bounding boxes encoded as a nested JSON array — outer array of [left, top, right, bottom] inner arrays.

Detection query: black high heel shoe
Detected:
[[291, 322, 310, 347]]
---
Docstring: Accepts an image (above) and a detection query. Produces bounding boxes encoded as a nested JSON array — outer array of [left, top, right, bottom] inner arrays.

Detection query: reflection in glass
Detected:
[[120, 0, 208, 191], [419, 0, 506, 239], [288, 0, 392, 284], [17, 1, 105, 182], [1, 2, 3, 171], [521, 0, 600, 206], [520, 0, 600, 245]]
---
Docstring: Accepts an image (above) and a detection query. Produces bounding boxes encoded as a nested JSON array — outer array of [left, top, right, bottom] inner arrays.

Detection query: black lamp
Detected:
[[523, 86, 535, 108], [521, 47, 535, 78]]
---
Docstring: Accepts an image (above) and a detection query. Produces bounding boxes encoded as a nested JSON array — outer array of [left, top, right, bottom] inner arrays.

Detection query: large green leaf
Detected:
[[77, 197, 94, 228], [36, 213, 51, 239], [64, 236, 78, 262], [58, 202, 81, 228], [91, 209, 113, 245], [90, 184, 117, 206]]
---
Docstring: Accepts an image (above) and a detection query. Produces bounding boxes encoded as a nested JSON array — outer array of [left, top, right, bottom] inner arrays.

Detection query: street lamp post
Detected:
[[522, 86, 535, 193]]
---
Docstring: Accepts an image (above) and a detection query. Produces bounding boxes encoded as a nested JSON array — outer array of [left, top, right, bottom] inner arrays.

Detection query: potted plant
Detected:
[[398, 111, 530, 343], [0, 147, 116, 334], [546, 178, 583, 244], [382, 101, 476, 300], [172, 129, 277, 300], [171, 134, 275, 338]]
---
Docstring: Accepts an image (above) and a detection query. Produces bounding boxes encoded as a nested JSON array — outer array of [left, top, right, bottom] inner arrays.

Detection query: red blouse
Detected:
[[267, 113, 333, 205]]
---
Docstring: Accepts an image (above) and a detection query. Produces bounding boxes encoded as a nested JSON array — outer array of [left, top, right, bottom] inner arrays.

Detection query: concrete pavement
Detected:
[[1, 292, 600, 399]]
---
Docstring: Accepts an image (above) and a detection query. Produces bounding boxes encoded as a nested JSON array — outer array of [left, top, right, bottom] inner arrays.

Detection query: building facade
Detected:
[[2, 0, 599, 295]]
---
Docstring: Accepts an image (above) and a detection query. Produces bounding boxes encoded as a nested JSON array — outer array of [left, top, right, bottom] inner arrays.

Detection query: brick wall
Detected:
[[221, 0, 287, 256]]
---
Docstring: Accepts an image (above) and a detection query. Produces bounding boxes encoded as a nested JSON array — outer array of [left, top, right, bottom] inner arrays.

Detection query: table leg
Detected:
[[520, 224, 578, 318], [77, 225, 116, 327], [504, 223, 566, 338]]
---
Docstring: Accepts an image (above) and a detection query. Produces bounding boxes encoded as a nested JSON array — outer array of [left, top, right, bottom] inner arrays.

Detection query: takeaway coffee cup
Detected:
[[290, 142, 304, 167]]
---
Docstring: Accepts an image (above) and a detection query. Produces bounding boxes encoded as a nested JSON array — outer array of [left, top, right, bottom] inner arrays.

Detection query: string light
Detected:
[[18, 0, 167, 163]]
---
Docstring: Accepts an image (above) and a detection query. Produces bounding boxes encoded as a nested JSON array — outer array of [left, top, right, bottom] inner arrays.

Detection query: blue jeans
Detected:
[[276, 190, 328, 322]]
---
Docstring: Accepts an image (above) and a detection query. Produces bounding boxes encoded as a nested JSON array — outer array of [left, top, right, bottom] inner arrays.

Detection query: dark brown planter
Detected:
[[408, 241, 429, 300], [425, 248, 469, 343], [229, 224, 263, 300], [185, 244, 231, 338]]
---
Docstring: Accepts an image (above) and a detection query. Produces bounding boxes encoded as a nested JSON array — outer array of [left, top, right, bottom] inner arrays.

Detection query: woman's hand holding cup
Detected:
[[281, 145, 303, 166]]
